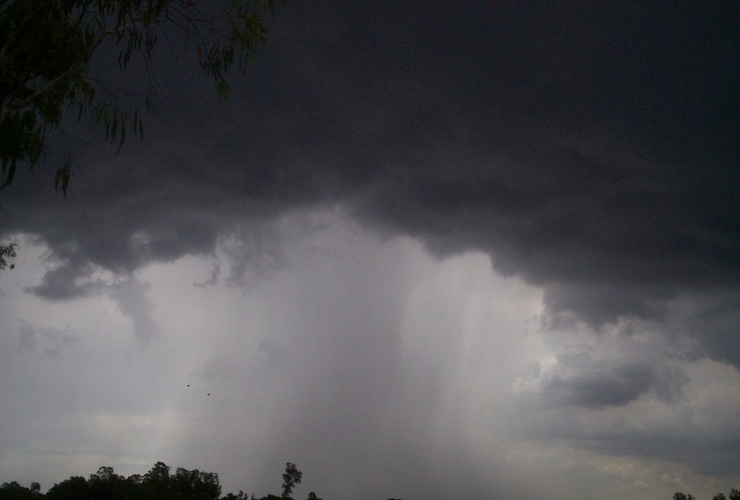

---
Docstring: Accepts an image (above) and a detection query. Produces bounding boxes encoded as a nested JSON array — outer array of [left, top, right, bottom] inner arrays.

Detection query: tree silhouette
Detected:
[[280, 463, 302, 499], [0, 481, 41, 499], [674, 493, 696, 500], [45, 476, 89, 499], [0, 0, 285, 265], [0, 243, 16, 270], [723, 489, 740, 500], [0, 0, 284, 194]]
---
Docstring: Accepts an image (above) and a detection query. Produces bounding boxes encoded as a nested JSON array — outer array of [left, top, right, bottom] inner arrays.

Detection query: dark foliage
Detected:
[[0, 462, 323, 500]]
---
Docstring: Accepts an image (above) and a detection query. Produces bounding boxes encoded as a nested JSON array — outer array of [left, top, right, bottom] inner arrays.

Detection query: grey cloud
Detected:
[[559, 422, 740, 478], [0, 0, 737, 358], [540, 359, 686, 408], [516, 338, 689, 409], [569, 428, 740, 478], [25, 253, 103, 301], [217, 229, 288, 288], [662, 291, 740, 368], [107, 278, 160, 341], [193, 263, 220, 288], [16, 324, 79, 357], [542, 283, 671, 328], [511, 335, 740, 476]]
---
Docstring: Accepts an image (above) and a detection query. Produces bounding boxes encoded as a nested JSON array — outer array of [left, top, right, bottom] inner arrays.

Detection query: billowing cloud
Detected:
[[107, 278, 160, 341], [0, 1, 738, 498], [1, 1, 736, 333], [514, 331, 689, 409]]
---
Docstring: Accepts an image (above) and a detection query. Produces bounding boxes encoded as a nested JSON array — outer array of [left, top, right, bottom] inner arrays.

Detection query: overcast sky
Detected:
[[1, 1, 739, 499]]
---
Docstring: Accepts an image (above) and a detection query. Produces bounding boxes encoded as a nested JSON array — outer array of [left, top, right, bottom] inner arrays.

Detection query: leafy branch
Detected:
[[0, 0, 284, 195], [0, 242, 16, 269]]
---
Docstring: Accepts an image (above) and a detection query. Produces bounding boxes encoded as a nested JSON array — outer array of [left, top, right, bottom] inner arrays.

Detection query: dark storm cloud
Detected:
[[26, 255, 100, 300], [513, 330, 691, 410], [1, 2, 738, 343], [538, 347, 688, 408], [663, 290, 740, 367]]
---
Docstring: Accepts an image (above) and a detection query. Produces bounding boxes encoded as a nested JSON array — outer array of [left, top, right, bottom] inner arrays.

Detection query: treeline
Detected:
[[675, 491, 740, 500], [0, 461, 325, 500]]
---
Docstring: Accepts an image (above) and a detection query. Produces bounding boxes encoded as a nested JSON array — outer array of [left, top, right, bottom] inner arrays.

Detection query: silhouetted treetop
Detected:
[[1, 460, 327, 500]]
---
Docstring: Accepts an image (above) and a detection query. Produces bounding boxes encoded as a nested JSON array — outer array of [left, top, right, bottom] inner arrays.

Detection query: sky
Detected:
[[1, 1, 739, 498]]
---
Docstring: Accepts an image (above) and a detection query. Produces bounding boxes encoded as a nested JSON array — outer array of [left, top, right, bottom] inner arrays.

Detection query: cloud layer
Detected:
[[3, 2, 737, 334], [0, 1, 738, 498]]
